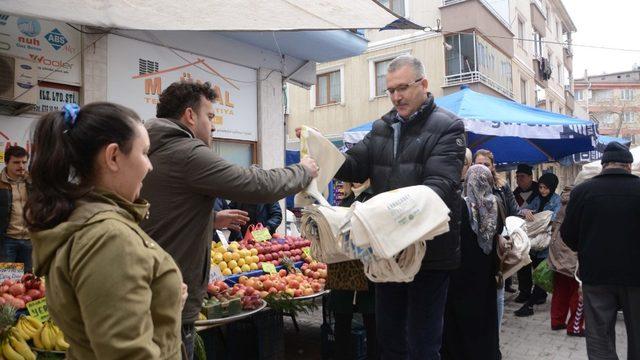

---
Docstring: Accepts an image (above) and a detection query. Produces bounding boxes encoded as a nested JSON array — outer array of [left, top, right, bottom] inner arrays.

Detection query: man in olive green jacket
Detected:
[[140, 81, 318, 359]]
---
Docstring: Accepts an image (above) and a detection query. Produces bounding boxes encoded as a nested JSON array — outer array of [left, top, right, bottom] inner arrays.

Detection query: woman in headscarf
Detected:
[[442, 165, 503, 360], [521, 172, 562, 221], [515, 172, 562, 317]]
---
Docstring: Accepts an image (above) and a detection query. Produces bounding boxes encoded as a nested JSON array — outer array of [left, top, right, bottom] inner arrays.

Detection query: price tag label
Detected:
[[302, 247, 312, 258], [262, 263, 277, 274], [0, 263, 24, 281], [216, 230, 229, 250], [27, 297, 49, 322], [209, 265, 225, 282], [252, 229, 272, 242]]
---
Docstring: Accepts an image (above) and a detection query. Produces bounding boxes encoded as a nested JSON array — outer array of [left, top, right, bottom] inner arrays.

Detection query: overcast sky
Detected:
[[562, 0, 639, 78]]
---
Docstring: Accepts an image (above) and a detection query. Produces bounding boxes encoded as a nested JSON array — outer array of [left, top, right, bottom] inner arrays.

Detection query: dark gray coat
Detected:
[[336, 95, 466, 270], [140, 118, 311, 323]]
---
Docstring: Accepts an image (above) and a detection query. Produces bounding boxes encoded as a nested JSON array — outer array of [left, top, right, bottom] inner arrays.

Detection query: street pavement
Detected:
[[283, 291, 629, 359]]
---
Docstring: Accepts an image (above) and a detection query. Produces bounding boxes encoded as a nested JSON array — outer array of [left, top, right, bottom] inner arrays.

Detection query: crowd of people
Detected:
[[0, 53, 637, 359]]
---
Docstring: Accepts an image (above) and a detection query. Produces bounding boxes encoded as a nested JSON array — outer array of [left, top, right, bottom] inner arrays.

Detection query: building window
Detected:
[[557, 63, 563, 83], [536, 84, 546, 106], [599, 113, 614, 124], [557, 19, 562, 41], [549, 99, 554, 112], [575, 89, 584, 101], [533, 31, 543, 58], [623, 112, 635, 123], [517, 18, 525, 48], [379, 0, 405, 16], [520, 78, 527, 104], [593, 89, 613, 102], [621, 88, 635, 101], [445, 33, 476, 75], [546, 5, 552, 26], [444, 33, 512, 97], [316, 70, 341, 106], [375, 59, 392, 97], [212, 139, 257, 167]]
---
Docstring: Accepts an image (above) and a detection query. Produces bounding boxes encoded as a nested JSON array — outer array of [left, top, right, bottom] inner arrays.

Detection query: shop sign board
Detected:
[[35, 85, 80, 112], [0, 14, 81, 85], [107, 35, 258, 141]]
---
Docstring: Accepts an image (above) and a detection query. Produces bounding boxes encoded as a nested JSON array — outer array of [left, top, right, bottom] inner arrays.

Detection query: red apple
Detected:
[[9, 283, 25, 296]]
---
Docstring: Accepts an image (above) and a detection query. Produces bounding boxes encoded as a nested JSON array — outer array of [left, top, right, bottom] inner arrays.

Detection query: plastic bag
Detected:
[[243, 223, 265, 242], [533, 259, 554, 293]]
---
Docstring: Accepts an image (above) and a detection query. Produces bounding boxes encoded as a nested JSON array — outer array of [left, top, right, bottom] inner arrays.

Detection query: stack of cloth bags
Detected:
[[500, 216, 532, 279], [525, 210, 553, 251], [301, 185, 451, 283]]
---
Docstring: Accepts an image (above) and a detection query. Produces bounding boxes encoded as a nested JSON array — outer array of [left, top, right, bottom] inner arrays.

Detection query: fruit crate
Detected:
[[225, 308, 284, 360], [202, 298, 242, 319]]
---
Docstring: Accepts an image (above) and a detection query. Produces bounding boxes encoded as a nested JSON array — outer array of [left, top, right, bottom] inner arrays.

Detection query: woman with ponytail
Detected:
[[26, 103, 186, 359]]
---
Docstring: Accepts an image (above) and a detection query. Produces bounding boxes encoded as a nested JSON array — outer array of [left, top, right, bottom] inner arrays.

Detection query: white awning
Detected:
[[0, 0, 421, 31]]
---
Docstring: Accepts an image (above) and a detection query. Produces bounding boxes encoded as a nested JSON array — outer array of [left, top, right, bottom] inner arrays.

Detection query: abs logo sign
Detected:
[[45, 28, 68, 50]]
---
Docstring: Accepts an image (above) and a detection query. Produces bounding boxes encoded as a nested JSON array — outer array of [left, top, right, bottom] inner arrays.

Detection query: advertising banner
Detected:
[[107, 35, 258, 141]]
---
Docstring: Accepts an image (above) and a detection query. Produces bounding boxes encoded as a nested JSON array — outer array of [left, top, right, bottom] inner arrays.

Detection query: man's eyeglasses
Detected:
[[386, 78, 423, 96]]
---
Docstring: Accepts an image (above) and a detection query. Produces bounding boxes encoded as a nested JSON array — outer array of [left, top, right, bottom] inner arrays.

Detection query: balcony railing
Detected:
[[445, 71, 514, 99]]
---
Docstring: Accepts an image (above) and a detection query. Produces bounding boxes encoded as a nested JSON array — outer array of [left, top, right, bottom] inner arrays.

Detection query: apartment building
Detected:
[[574, 67, 640, 144], [286, 0, 577, 146]]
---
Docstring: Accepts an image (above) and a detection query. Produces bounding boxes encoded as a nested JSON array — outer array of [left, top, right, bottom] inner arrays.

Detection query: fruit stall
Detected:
[[195, 234, 329, 360], [0, 273, 69, 359]]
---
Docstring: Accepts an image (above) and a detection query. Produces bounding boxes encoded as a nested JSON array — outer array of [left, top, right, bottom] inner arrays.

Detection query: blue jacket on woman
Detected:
[[525, 193, 562, 221]]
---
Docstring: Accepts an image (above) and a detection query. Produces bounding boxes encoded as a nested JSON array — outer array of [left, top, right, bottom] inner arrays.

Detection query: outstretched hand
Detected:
[[214, 209, 250, 232]]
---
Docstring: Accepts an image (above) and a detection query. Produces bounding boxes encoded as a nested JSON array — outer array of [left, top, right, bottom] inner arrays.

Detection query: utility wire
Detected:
[[439, 29, 640, 53]]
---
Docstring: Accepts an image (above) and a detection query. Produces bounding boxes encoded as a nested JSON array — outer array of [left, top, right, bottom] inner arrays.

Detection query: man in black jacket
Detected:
[[335, 54, 466, 359], [561, 142, 640, 359], [513, 163, 539, 209]]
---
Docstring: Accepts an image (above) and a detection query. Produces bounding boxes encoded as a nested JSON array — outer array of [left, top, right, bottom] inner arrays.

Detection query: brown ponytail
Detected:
[[25, 102, 142, 231]]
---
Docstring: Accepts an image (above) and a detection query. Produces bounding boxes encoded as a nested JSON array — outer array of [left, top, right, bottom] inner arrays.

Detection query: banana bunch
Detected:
[[33, 321, 69, 352], [2, 328, 36, 360], [13, 316, 42, 341]]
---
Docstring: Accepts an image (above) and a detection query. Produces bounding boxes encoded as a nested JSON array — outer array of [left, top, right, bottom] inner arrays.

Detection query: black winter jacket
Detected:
[[336, 95, 466, 270], [560, 168, 640, 286]]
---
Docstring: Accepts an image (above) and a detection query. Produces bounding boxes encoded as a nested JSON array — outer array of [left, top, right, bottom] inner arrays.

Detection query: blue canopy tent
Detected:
[[559, 135, 632, 165], [343, 87, 597, 165]]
